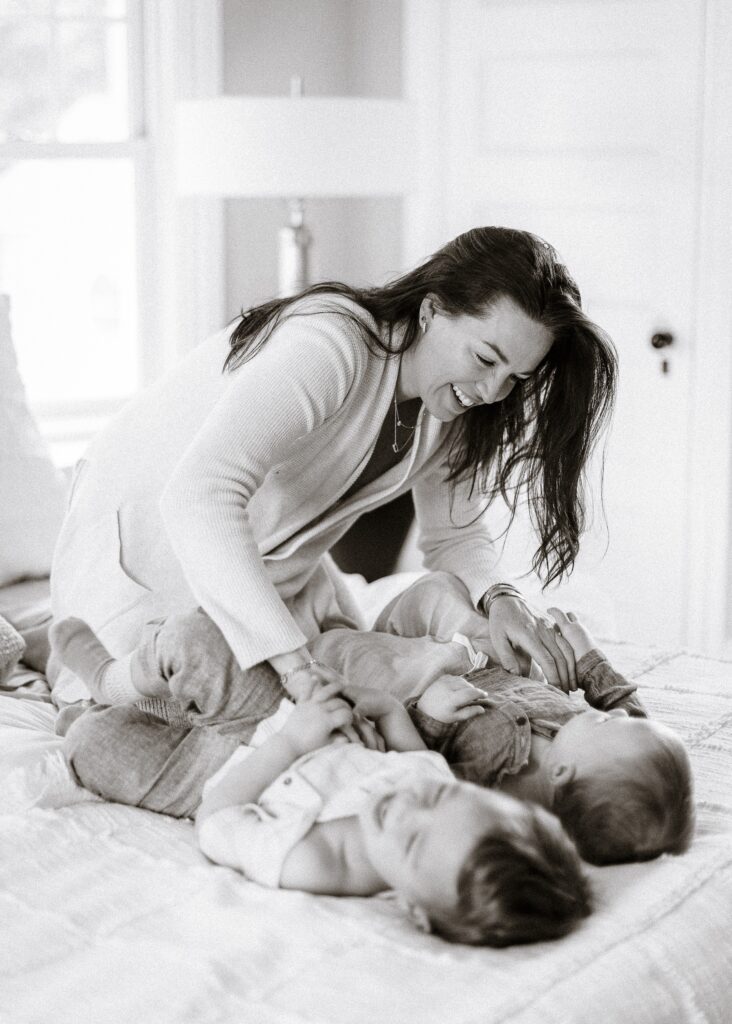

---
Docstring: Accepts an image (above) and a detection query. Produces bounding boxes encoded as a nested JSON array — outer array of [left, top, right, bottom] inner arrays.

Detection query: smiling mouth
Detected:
[[451, 383, 475, 408]]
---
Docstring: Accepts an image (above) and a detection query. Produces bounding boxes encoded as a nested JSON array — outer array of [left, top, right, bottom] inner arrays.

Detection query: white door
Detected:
[[404, 0, 709, 647]]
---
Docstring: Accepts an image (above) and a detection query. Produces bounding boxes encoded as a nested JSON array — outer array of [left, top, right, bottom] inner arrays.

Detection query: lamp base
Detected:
[[278, 200, 312, 297]]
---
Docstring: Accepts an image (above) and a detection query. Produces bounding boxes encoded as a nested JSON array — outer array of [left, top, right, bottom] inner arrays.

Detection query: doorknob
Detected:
[[651, 331, 674, 349]]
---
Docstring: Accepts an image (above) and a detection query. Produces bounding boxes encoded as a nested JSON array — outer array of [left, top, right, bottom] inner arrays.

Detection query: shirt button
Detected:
[[516, 715, 528, 726], [283, 777, 292, 785]]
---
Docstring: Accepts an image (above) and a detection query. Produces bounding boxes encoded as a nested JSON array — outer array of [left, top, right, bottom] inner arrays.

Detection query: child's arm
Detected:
[[398, 675, 491, 755], [547, 608, 647, 717], [346, 687, 427, 752], [196, 684, 353, 825], [417, 675, 489, 723]]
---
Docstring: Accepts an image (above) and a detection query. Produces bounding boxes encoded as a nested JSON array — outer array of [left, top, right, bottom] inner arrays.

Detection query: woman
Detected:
[[49, 226, 616, 708]]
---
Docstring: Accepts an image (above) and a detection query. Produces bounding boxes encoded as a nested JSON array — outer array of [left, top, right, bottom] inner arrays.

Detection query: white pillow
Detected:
[[0, 295, 68, 586]]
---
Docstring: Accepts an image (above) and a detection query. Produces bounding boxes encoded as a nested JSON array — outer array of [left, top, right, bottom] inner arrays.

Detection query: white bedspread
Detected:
[[2, 631, 732, 1024]]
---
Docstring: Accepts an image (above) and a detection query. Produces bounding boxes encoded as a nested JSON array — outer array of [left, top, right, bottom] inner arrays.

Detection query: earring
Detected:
[[420, 318, 427, 333]]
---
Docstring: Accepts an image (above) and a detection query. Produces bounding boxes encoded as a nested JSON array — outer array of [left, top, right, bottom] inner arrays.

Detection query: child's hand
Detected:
[[417, 675, 489, 723], [280, 683, 354, 758], [547, 608, 596, 663]]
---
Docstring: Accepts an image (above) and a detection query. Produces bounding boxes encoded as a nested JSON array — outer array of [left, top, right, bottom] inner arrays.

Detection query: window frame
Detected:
[[0, 0, 224, 461]]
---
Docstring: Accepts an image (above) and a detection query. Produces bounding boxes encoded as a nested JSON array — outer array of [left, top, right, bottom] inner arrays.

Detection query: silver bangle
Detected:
[[481, 584, 526, 618], [278, 659, 326, 689]]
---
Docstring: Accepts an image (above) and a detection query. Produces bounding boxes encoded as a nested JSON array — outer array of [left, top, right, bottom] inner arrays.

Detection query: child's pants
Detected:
[[64, 572, 494, 817], [64, 609, 285, 818]]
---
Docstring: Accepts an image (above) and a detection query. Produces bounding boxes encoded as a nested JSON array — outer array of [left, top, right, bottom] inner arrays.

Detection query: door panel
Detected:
[[433, 0, 704, 645]]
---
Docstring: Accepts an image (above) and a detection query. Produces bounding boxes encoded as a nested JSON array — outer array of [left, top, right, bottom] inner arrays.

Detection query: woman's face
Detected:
[[398, 294, 553, 421]]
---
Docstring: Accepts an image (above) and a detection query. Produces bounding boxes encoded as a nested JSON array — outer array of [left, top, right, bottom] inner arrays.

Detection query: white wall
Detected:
[[221, 0, 404, 319]]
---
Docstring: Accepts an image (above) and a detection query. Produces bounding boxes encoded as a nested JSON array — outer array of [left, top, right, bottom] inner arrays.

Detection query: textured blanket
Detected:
[[2, 633, 732, 1024]]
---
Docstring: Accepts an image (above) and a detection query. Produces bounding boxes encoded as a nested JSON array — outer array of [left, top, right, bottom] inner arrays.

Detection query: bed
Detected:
[[2, 299, 732, 1023], [2, 570, 732, 1024]]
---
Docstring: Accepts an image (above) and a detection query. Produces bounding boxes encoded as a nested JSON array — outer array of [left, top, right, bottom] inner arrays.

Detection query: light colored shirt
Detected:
[[197, 699, 453, 888]]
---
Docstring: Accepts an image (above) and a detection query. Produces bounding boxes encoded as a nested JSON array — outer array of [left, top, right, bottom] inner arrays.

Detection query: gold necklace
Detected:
[[392, 391, 418, 454]]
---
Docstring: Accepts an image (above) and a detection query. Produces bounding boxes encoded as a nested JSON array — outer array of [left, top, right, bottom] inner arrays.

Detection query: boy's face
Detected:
[[359, 778, 524, 916], [550, 709, 679, 779]]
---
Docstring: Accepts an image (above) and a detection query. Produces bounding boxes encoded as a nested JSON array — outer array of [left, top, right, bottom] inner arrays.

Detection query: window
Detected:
[[0, 1, 223, 464]]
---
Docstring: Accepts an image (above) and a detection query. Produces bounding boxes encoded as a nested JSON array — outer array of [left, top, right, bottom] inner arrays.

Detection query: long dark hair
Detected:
[[225, 226, 617, 585]]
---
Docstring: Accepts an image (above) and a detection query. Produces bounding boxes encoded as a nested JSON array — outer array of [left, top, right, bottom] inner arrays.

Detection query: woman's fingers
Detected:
[[540, 619, 577, 690], [492, 634, 525, 675], [552, 632, 577, 691], [516, 627, 569, 691], [547, 606, 569, 626]]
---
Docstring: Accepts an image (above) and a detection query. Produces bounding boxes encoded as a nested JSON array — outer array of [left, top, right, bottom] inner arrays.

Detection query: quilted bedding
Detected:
[[2, 582, 732, 1024]]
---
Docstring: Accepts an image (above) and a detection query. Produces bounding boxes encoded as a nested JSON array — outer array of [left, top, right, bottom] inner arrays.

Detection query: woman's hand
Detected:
[[417, 675, 489, 723], [279, 660, 346, 703], [486, 596, 578, 692], [547, 607, 596, 662]]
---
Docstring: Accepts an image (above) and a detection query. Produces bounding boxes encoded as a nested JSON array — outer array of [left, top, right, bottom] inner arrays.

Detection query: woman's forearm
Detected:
[[268, 646, 312, 676]]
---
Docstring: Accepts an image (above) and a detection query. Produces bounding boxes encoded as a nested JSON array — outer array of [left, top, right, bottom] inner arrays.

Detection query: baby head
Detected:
[[547, 709, 694, 865], [360, 777, 591, 946]]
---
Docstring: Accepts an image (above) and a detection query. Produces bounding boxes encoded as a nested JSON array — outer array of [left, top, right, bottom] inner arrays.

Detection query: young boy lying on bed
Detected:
[[53, 571, 693, 870], [52, 620, 591, 948], [193, 679, 591, 947]]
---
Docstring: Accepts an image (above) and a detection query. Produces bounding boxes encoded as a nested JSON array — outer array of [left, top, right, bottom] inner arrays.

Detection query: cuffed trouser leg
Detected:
[[64, 704, 241, 817], [64, 608, 286, 817]]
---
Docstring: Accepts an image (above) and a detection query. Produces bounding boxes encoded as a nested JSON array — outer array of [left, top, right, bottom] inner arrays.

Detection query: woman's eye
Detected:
[[476, 354, 495, 368]]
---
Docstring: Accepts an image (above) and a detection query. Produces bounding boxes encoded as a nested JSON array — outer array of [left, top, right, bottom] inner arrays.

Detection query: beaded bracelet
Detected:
[[278, 659, 328, 689]]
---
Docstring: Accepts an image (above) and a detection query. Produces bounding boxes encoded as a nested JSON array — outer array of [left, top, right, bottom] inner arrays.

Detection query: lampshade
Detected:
[[175, 96, 415, 197]]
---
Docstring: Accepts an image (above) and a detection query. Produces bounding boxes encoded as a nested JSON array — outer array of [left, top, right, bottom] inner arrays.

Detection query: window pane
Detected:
[[56, 19, 129, 141], [0, 17, 53, 140], [0, 9, 131, 142], [0, 158, 138, 404]]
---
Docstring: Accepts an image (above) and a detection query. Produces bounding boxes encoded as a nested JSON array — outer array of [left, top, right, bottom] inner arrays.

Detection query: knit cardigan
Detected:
[[49, 295, 507, 702]]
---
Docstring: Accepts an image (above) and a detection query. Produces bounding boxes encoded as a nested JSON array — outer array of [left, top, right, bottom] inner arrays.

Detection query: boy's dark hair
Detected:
[[429, 802, 592, 946], [552, 729, 695, 866]]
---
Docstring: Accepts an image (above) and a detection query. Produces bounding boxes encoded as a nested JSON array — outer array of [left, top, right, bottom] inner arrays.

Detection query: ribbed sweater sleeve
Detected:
[[411, 449, 518, 608], [159, 309, 365, 670]]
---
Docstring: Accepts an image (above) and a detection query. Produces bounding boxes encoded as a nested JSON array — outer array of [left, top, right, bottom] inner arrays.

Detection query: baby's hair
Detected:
[[552, 726, 694, 866], [429, 802, 592, 946]]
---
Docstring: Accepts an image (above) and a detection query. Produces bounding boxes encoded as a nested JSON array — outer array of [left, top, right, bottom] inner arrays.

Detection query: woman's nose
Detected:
[[477, 375, 514, 404]]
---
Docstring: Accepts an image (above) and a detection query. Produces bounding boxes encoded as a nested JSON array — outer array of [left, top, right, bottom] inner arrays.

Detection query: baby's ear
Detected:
[[549, 761, 576, 790]]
